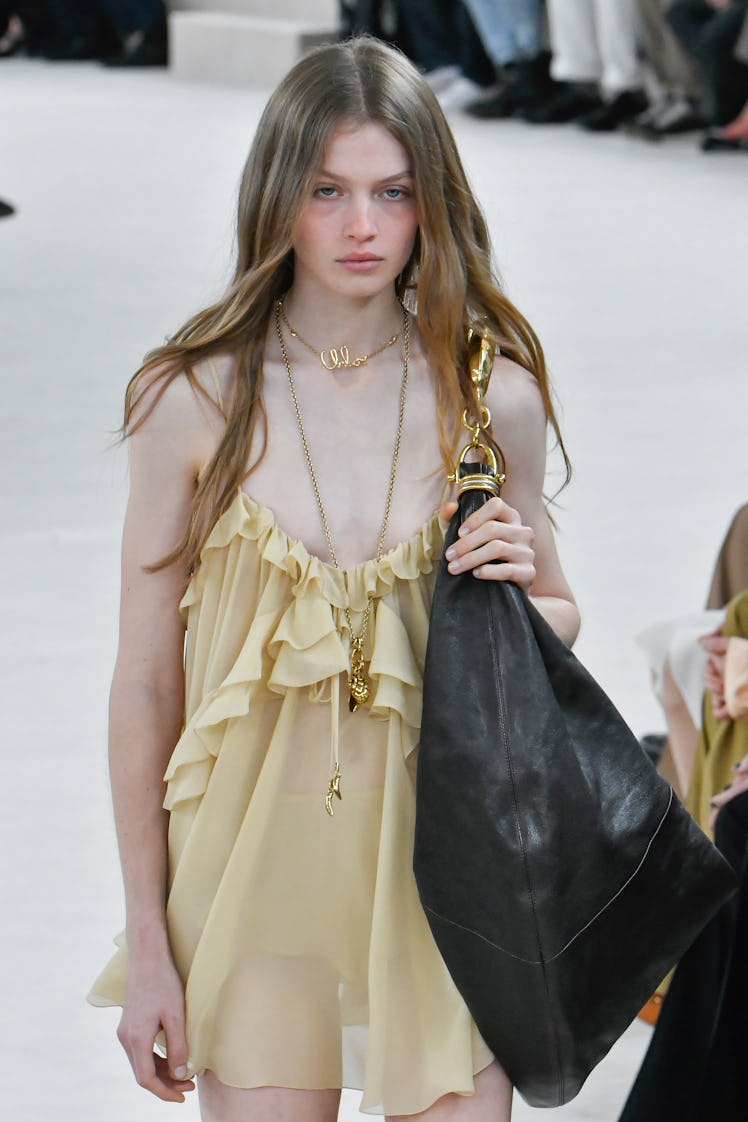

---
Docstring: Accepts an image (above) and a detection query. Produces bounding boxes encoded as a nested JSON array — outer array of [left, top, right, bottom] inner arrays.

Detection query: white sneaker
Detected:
[[423, 64, 461, 94], [438, 76, 497, 112]]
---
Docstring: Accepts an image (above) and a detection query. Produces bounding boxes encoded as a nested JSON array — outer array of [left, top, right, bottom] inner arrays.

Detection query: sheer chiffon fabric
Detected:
[[88, 490, 493, 1115]]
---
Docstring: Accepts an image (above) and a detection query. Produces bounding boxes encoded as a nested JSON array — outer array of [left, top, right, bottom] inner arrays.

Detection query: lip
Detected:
[[338, 254, 383, 272]]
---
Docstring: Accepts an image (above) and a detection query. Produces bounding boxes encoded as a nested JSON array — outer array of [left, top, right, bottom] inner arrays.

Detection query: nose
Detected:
[[344, 194, 377, 241]]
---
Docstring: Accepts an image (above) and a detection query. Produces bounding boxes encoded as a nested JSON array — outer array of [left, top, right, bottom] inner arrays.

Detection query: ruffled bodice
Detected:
[[88, 489, 493, 1115]]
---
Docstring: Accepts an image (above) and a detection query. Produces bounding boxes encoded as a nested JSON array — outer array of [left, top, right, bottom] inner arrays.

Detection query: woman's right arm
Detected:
[[109, 373, 218, 1102]]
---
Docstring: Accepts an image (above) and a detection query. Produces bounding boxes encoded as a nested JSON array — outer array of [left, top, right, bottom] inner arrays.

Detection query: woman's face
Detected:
[[292, 121, 419, 301]]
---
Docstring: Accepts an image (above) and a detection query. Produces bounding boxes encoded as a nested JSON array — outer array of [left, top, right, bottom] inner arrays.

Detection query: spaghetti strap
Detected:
[[207, 358, 224, 412]]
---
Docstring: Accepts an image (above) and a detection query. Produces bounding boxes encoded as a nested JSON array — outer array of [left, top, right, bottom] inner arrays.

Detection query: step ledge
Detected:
[[171, 11, 337, 32]]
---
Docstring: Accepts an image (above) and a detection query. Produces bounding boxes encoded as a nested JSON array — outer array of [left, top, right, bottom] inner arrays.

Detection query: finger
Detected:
[[458, 497, 520, 537], [120, 1030, 191, 1103], [137, 1055, 195, 1103], [447, 538, 535, 575], [447, 520, 532, 560], [473, 560, 536, 587], [154, 1054, 196, 1098], [163, 1011, 191, 1083], [700, 635, 729, 653]]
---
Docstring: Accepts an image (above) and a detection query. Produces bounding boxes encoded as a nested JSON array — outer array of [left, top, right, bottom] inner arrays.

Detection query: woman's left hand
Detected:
[[442, 497, 536, 591]]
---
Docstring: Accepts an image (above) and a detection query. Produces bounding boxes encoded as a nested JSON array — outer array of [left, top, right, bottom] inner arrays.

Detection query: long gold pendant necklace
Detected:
[[274, 299, 410, 813], [277, 298, 403, 371]]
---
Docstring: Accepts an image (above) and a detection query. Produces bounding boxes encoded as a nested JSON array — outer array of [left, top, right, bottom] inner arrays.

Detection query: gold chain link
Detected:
[[274, 299, 409, 717]]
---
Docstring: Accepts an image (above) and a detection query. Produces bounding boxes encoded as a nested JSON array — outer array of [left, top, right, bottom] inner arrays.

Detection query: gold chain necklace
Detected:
[[274, 299, 409, 812], [277, 299, 403, 371]]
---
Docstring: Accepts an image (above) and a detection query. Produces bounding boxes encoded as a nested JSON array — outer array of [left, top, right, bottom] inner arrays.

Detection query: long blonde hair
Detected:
[[125, 36, 569, 573]]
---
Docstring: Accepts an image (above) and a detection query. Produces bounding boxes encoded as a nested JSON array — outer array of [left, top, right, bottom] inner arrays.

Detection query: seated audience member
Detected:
[[398, 0, 496, 109], [633, 0, 706, 135], [639, 505, 748, 802], [338, 0, 416, 58], [525, 0, 648, 128], [462, 0, 557, 119], [618, 676, 748, 1121], [688, 591, 748, 831], [100, 1, 167, 67], [666, 0, 748, 149]]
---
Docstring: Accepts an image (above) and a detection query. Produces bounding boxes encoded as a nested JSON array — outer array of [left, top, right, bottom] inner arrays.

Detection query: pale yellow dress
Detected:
[[88, 490, 493, 1115]]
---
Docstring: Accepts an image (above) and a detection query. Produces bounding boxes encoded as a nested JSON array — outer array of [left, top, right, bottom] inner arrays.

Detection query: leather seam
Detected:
[[543, 788, 675, 963], [422, 791, 675, 964]]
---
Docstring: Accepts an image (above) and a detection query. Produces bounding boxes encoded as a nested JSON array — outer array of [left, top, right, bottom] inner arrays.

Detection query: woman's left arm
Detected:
[[441, 358, 580, 647]]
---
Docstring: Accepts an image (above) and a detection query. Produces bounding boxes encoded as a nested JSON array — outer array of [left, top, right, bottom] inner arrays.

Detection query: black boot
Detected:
[[465, 53, 556, 119], [577, 89, 649, 132], [521, 83, 603, 124]]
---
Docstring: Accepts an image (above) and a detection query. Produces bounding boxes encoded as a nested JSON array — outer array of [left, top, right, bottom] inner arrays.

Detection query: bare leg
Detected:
[[387, 1061, 512, 1122], [198, 1073, 341, 1122]]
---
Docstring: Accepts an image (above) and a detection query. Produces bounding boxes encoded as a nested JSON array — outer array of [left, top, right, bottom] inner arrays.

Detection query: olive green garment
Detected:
[[686, 590, 748, 836]]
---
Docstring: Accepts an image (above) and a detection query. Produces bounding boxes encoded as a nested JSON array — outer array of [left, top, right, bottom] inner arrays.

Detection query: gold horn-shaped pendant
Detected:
[[325, 762, 343, 816]]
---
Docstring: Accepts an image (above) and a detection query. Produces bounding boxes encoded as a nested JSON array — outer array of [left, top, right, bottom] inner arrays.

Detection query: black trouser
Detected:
[[618, 791, 748, 1122], [666, 0, 748, 123]]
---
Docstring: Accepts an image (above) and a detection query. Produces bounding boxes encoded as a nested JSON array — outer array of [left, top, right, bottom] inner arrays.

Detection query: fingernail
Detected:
[[448, 560, 460, 573], [175, 1065, 188, 1079], [458, 525, 469, 537], [445, 547, 455, 560]]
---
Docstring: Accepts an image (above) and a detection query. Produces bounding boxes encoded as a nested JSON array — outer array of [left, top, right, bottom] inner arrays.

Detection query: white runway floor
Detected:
[[2, 57, 746, 1121]]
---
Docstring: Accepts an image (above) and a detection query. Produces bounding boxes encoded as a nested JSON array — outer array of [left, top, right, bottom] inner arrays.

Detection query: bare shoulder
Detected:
[[130, 354, 232, 433], [485, 356, 547, 454]]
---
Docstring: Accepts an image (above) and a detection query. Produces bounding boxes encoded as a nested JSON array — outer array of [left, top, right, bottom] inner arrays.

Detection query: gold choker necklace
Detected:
[[274, 299, 410, 814], [277, 299, 403, 371]]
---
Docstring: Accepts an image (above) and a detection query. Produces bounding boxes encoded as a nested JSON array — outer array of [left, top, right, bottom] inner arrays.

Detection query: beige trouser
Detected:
[[637, 0, 704, 102], [546, 0, 641, 95]]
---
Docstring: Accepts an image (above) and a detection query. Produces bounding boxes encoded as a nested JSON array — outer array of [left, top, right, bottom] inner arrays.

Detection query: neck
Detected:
[[281, 283, 403, 356]]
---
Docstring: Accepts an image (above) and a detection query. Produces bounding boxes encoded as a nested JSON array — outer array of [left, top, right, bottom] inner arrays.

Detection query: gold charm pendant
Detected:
[[348, 636, 370, 712], [325, 762, 343, 816]]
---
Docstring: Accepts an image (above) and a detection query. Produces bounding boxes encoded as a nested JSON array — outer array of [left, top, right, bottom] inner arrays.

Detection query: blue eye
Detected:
[[315, 186, 338, 198], [383, 187, 408, 199]]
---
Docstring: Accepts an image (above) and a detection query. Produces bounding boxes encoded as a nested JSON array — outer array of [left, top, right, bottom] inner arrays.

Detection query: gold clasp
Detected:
[[447, 327, 506, 496], [467, 328, 495, 402]]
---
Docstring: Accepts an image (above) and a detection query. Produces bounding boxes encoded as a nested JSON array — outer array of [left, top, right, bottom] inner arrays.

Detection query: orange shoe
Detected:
[[638, 992, 664, 1026]]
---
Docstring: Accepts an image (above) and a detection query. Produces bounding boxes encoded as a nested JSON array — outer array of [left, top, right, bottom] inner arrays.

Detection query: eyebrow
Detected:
[[316, 169, 413, 183]]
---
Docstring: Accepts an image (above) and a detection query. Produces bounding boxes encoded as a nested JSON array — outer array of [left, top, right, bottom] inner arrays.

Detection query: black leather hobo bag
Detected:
[[414, 484, 736, 1108]]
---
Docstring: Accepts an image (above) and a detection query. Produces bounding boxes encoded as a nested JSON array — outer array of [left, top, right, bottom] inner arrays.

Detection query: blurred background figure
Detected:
[[100, 0, 167, 66], [460, 1, 557, 119], [666, 0, 748, 148], [0, 0, 166, 63], [0, 198, 15, 217], [619, 605, 748, 1122], [338, 0, 416, 57], [639, 505, 748, 806], [525, 0, 648, 129], [633, 0, 706, 136], [398, 0, 497, 108]]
